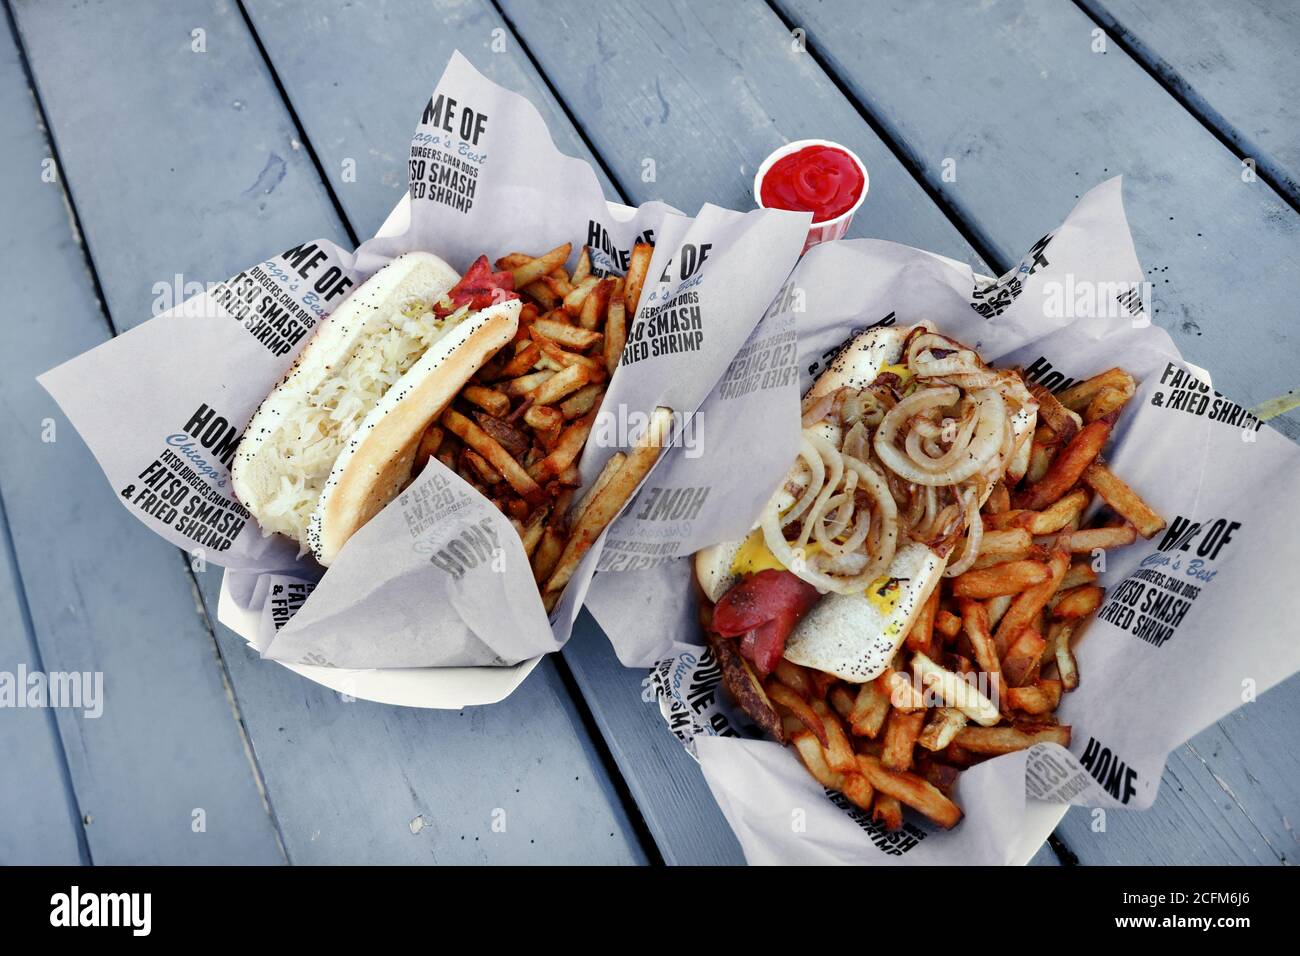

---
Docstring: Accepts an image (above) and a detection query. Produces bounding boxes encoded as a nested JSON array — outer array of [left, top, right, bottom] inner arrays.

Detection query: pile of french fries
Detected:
[[415, 241, 670, 610], [706, 365, 1164, 832]]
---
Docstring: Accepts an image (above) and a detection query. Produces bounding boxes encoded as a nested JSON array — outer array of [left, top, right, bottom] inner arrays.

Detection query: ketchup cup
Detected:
[[754, 139, 869, 253]]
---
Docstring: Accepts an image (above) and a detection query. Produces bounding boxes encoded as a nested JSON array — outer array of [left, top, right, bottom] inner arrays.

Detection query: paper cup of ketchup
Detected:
[[754, 139, 869, 253]]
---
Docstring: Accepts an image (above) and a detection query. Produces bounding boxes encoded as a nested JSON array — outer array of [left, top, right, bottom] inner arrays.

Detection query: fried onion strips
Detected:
[[765, 326, 1034, 594]]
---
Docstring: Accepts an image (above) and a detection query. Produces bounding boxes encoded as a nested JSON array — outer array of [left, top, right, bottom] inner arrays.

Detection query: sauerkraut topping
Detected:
[[257, 301, 471, 541]]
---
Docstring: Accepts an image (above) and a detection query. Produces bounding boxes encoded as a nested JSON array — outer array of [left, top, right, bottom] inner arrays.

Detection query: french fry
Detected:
[[1059, 561, 1099, 590], [1052, 584, 1105, 620], [531, 330, 607, 376], [828, 685, 856, 720], [1026, 442, 1053, 484], [791, 730, 844, 790], [977, 527, 1032, 557], [768, 682, 827, 746], [1001, 626, 1047, 687], [1013, 421, 1110, 511], [541, 272, 574, 299], [519, 509, 547, 558], [414, 425, 443, 474], [954, 723, 1071, 755], [623, 241, 653, 315], [958, 597, 1001, 680], [528, 362, 591, 406], [812, 700, 858, 774], [562, 275, 600, 316], [1029, 487, 1090, 533], [559, 383, 604, 420], [520, 280, 559, 311], [442, 408, 546, 506], [911, 651, 1001, 727], [935, 609, 962, 641], [1081, 461, 1166, 538], [1056, 367, 1135, 413], [533, 319, 603, 350], [773, 659, 815, 697], [918, 707, 969, 751], [463, 449, 502, 485], [462, 384, 510, 417], [529, 412, 597, 481], [495, 252, 531, 270], [572, 247, 591, 284], [881, 708, 927, 771], [1028, 382, 1081, 446], [855, 754, 963, 829], [523, 404, 564, 432], [604, 298, 627, 374], [498, 341, 542, 379], [579, 276, 614, 330], [1085, 385, 1132, 422], [872, 794, 905, 831], [1005, 679, 1063, 715], [905, 587, 939, 655], [532, 525, 564, 584], [951, 559, 1050, 598], [1063, 524, 1138, 553], [985, 593, 1012, 628], [1051, 620, 1080, 690], [570, 454, 625, 528], [543, 407, 672, 596], [502, 369, 554, 397], [985, 480, 1011, 514], [849, 676, 892, 738], [839, 773, 875, 813], [884, 669, 927, 712], [993, 548, 1069, 654], [508, 242, 572, 289]]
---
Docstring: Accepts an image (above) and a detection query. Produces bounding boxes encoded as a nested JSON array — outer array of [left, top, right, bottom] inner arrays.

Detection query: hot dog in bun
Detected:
[[232, 251, 521, 565]]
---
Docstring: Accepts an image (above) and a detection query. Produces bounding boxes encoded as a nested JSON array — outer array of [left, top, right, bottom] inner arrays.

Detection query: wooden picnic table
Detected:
[[2, 0, 1296, 865]]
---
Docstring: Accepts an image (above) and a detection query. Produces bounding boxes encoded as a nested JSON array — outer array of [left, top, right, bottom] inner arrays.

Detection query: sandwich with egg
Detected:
[[232, 251, 522, 566], [695, 323, 1038, 731]]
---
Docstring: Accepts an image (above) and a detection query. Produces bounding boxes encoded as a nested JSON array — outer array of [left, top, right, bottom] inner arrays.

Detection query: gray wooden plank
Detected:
[[0, 7, 84, 867], [13, 0, 645, 863], [777, 0, 1300, 865], [1081, 0, 1300, 206], [0, 495, 85, 865], [2, 0, 283, 864], [241, 0, 744, 865], [245, 0, 619, 237]]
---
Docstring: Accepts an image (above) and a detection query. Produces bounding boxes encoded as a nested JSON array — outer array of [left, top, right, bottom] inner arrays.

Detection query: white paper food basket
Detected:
[[216, 193, 641, 709]]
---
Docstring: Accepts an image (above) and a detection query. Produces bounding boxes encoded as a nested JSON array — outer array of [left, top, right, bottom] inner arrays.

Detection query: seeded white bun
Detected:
[[232, 251, 518, 565], [308, 297, 518, 565]]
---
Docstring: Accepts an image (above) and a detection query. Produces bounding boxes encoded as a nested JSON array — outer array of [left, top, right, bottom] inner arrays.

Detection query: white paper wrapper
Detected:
[[38, 52, 809, 670], [587, 178, 1300, 863]]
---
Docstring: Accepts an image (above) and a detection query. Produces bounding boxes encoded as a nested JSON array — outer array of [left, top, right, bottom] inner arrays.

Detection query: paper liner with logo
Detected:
[[37, 52, 810, 684], [586, 177, 1300, 863]]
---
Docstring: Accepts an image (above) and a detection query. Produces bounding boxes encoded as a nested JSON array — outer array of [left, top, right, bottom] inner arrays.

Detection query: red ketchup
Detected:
[[434, 255, 518, 317], [759, 144, 864, 223]]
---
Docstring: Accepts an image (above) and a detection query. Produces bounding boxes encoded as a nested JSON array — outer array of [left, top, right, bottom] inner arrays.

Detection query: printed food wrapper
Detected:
[[586, 178, 1300, 863], [37, 52, 809, 670]]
